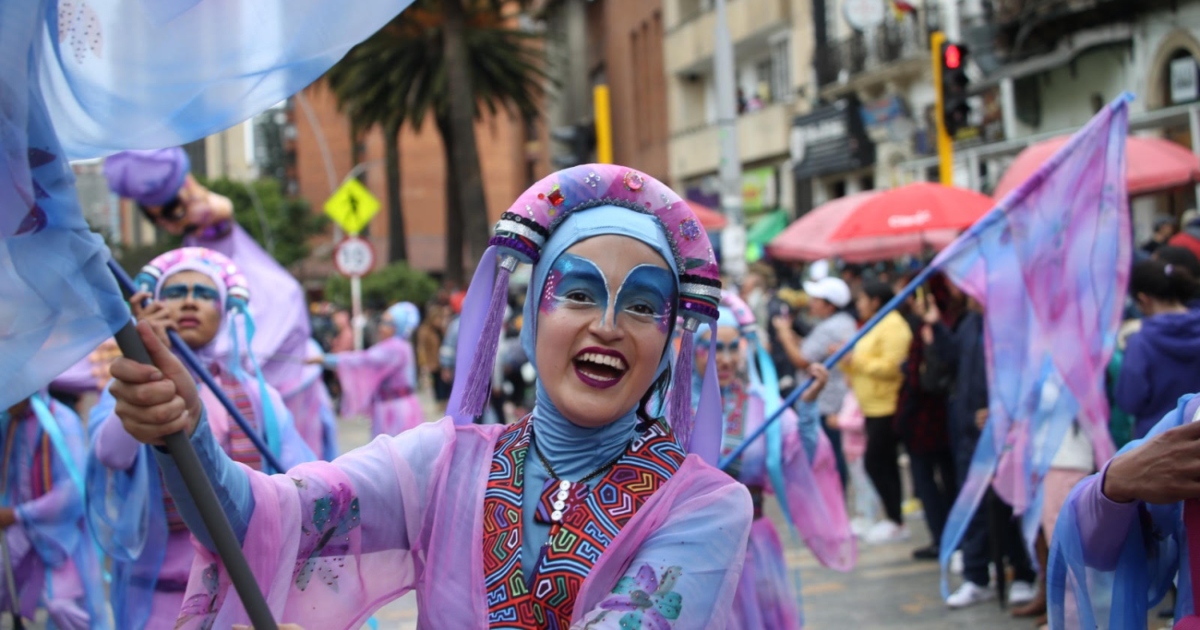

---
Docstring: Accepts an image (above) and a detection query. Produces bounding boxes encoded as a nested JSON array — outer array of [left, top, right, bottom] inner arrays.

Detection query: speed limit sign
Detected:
[[334, 236, 376, 277]]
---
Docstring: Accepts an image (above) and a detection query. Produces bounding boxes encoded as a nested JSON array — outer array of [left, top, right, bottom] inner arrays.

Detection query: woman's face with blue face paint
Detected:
[[535, 234, 677, 428], [159, 270, 222, 349], [695, 324, 744, 389]]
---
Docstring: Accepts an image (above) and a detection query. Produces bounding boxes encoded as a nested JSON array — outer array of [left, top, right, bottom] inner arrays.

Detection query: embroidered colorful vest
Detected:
[[161, 371, 263, 531], [718, 383, 750, 480], [482, 416, 686, 628]]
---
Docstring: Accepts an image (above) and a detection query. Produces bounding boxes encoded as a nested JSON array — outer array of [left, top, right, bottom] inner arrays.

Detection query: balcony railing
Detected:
[[815, 20, 929, 87]]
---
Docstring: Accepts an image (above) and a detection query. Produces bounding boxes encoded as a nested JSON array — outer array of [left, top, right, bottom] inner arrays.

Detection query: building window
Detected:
[[770, 36, 792, 102]]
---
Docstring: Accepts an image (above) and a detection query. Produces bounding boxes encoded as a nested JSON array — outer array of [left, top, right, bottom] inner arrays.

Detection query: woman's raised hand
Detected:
[[108, 321, 202, 445]]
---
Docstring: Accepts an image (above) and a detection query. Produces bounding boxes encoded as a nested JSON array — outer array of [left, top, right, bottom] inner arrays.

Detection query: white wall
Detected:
[[1019, 46, 1135, 136]]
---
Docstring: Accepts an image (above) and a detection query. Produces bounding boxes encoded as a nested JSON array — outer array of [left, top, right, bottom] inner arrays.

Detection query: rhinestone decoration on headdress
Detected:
[[490, 164, 722, 323], [137, 247, 251, 309]]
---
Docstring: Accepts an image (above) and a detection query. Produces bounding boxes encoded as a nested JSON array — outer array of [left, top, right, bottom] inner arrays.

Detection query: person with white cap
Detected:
[[773, 276, 857, 490]]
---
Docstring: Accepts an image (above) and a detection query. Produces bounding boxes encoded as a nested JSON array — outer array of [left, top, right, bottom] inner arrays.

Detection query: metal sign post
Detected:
[[334, 236, 376, 351]]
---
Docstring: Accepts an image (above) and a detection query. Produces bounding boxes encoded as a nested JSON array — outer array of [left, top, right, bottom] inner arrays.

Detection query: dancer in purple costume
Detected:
[[313, 302, 426, 438], [699, 291, 856, 629], [103, 148, 338, 460], [1, 394, 107, 630], [86, 247, 314, 630], [104, 164, 754, 629]]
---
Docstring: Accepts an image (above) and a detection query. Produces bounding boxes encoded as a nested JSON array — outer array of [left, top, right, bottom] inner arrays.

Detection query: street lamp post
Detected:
[[714, 0, 746, 282]]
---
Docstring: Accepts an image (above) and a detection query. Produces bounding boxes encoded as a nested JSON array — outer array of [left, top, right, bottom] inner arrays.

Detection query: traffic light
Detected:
[[550, 122, 596, 168], [939, 42, 970, 137]]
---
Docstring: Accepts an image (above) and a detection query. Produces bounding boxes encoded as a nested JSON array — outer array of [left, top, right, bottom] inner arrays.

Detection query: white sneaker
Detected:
[[1008, 580, 1037, 605], [946, 581, 996, 608], [850, 517, 875, 538], [949, 550, 964, 575], [865, 520, 911, 544]]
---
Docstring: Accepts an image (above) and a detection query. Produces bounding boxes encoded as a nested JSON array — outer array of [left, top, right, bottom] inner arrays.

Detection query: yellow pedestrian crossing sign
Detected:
[[324, 179, 380, 235]]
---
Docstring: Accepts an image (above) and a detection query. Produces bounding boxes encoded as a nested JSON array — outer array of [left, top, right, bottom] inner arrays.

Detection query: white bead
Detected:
[[558, 480, 571, 491], [553, 500, 566, 511], [556, 490, 569, 501], [551, 510, 563, 522]]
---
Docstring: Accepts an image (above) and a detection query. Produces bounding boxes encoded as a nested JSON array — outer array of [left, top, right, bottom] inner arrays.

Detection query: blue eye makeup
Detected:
[[539, 253, 677, 331], [160, 283, 220, 303], [614, 264, 677, 330], [540, 253, 610, 316]]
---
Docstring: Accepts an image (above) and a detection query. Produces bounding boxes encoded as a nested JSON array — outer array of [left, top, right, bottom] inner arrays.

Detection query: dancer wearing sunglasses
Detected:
[[86, 248, 314, 630]]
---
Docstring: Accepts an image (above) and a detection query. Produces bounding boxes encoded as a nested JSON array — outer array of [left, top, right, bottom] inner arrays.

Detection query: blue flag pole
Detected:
[[106, 258, 280, 630], [107, 259, 285, 475]]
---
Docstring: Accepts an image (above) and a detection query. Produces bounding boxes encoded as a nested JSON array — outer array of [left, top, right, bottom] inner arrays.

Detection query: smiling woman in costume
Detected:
[[106, 165, 752, 629], [86, 247, 315, 630]]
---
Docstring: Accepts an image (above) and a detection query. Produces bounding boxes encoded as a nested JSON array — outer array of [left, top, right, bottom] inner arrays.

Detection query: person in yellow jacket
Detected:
[[839, 279, 913, 544]]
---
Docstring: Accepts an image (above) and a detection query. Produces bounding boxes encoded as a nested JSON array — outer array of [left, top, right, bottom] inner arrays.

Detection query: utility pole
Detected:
[[714, 0, 746, 281]]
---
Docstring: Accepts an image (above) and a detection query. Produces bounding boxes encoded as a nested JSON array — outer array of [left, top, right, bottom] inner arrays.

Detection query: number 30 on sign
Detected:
[[334, 237, 375, 277]]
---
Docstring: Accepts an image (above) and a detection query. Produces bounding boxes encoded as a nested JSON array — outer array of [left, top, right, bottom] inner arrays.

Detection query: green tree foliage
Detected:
[[324, 260, 439, 311], [325, 0, 548, 282], [204, 177, 327, 268]]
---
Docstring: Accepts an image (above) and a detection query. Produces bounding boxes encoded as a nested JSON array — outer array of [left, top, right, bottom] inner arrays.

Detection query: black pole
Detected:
[[986, 489, 1007, 610], [107, 260, 284, 474], [112, 321, 278, 629]]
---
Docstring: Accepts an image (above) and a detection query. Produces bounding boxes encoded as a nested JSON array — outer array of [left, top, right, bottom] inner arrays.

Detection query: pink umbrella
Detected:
[[767, 191, 960, 263], [994, 135, 1200, 199], [826, 182, 994, 241]]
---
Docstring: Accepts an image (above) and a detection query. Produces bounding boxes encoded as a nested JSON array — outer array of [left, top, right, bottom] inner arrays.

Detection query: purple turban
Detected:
[[102, 148, 190, 206]]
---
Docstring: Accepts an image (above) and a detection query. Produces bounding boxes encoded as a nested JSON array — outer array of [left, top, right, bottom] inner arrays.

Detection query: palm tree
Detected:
[[327, 0, 546, 283]]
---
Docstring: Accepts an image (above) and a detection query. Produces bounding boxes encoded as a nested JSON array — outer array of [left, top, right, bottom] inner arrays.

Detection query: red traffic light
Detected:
[[944, 44, 962, 69]]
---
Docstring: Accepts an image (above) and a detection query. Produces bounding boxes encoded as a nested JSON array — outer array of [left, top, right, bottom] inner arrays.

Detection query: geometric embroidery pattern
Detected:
[[483, 416, 685, 628]]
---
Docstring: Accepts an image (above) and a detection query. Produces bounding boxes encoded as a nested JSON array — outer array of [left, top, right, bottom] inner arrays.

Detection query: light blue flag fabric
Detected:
[[934, 94, 1132, 595], [2, 0, 416, 411], [41, 0, 417, 159]]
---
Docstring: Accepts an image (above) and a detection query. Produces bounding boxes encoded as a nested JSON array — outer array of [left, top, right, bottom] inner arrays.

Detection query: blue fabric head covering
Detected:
[[519, 206, 680, 478], [102, 148, 190, 206], [386, 302, 421, 340]]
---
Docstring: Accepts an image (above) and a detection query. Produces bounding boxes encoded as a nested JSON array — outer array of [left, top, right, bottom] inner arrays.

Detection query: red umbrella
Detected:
[[994, 135, 1200, 199], [826, 182, 995, 242], [686, 200, 728, 230], [767, 191, 960, 262]]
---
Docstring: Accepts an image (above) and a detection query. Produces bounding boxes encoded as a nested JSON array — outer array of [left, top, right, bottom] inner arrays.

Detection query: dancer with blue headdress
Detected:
[[700, 291, 856, 629], [312, 302, 426, 438], [86, 247, 314, 630], [103, 148, 340, 460]]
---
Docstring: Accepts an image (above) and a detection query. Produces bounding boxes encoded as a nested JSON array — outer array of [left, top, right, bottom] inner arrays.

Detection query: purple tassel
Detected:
[[668, 327, 695, 448], [689, 326, 724, 465], [458, 256, 517, 419]]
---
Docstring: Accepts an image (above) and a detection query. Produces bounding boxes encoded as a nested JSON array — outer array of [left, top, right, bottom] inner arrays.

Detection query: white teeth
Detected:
[[576, 352, 627, 371]]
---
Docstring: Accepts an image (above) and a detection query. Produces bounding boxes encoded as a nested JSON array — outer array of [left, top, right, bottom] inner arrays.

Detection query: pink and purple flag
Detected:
[[935, 94, 1131, 591]]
